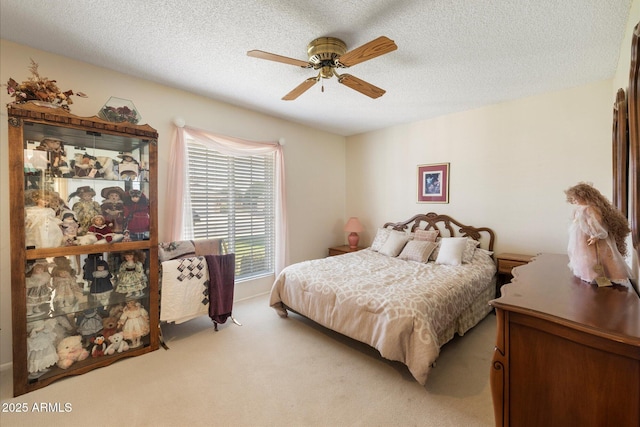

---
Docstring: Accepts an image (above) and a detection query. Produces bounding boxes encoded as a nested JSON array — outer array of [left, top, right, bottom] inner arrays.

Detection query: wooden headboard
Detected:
[[383, 212, 496, 252]]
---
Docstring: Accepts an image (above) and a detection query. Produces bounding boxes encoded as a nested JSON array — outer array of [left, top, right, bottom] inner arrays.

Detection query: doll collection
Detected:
[[23, 137, 150, 250], [22, 136, 153, 380], [24, 184, 150, 248], [24, 251, 151, 379], [24, 138, 147, 184]]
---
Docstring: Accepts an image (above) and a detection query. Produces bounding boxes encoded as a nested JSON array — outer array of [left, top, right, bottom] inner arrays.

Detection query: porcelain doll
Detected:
[[70, 186, 101, 236], [27, 319, 59, 377], [76, 308, 103, 347], [117, 151, 140, 180], [51, 258, 83, 311], [88, 259, 114, 307], [36, 137, 71, 177], [88, 214, 115, 243], [24, 189, 63, 249], [115, 251, 147, 297], [101, 186, 126, 233], [26, 259, 53, 317], [73, 153, 100, 178], [118, 300, 150, 348], [123, 189, 150, 240], [565, 182, 632, 284], [60, 211, 79, 246]]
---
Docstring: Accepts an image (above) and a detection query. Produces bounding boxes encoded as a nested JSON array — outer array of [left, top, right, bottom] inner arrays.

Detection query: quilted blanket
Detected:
[[160, 256, 210, 324], [269, 248, 496, 384]]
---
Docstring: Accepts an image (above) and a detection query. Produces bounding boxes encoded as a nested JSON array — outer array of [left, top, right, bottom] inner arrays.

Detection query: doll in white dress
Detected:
[[60, 212, 79, 246], [26, 260, 53, 317], [118, 300, 150, 348], [51, 257, 83, 312], [25, 189, 63, 249], [565, 182, 632, 284], [27, 319, 59, 378]]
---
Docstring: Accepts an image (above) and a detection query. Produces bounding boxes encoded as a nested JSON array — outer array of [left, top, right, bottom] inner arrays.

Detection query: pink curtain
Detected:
[[166, 125, 287, 275]]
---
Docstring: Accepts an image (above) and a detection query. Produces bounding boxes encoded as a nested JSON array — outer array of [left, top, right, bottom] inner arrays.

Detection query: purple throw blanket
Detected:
[[204, 254, 235, 324]]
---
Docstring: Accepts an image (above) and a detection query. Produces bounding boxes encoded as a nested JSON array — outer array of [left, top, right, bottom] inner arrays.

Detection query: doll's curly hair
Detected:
[[565, 182, 630, 256]]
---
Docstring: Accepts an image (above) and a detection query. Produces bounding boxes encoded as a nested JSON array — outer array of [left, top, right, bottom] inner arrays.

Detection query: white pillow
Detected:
[[370, 228, 392, 252], [398, 240, 437, 263], [379, 231, 410, 257], [435, 237, 467, 265]]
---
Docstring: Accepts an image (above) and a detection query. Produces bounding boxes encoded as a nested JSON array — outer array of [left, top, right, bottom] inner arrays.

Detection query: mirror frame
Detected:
[[629, 23, 639, 257], [613, 88, 628, 216]]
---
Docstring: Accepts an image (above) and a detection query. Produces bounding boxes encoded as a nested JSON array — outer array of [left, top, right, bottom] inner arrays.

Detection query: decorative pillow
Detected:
[[435, 237, 467, 266], [370, 228, 392, 252], [415, 229, 439, 242], [379, 231, 410, 257], [476, 248, 494, 257], [398, 240, 437, 263], [462, 238, 480, 263]]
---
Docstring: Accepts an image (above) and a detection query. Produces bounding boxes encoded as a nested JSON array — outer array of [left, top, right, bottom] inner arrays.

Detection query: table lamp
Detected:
[[344, 217, 364, 249]]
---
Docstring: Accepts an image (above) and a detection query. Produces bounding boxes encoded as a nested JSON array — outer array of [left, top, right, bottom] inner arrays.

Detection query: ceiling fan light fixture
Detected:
[[249, 35, 396, 100], [320, 65, 334, 79]]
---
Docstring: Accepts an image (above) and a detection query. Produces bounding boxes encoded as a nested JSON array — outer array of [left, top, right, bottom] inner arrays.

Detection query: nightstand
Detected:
[[495, 253, 535, 297], [328, 245, 365, 256]]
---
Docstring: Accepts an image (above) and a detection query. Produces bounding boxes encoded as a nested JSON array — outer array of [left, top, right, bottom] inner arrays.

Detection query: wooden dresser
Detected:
[[489, 253, 640, 427]]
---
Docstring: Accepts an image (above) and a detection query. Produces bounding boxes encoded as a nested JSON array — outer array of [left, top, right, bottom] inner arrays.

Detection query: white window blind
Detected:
[[186, 140, 276, 281]]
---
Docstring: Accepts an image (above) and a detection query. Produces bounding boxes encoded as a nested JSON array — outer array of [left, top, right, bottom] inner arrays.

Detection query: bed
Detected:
[[269, 212, 496, 385]]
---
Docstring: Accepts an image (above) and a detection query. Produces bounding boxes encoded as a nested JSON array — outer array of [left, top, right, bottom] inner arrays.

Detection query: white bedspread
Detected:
[[269, 248, 496, 384]]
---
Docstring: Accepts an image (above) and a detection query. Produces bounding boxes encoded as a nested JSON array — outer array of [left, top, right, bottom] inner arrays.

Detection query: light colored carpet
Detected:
[[0, 293, 496, 427]]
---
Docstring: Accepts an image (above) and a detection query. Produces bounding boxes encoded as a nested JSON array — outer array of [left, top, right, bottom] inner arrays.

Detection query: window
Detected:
[[185, 140, 276, 281]]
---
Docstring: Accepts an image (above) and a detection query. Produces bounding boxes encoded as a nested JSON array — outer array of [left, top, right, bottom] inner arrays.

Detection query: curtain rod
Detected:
[[172, 116, 285, 145]]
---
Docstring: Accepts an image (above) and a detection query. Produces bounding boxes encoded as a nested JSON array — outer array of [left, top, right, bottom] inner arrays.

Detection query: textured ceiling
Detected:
[[0, 0, 633, 136]]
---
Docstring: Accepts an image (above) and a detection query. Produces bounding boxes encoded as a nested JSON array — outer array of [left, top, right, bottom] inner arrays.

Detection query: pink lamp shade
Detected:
[[344, 217, 364, 249]]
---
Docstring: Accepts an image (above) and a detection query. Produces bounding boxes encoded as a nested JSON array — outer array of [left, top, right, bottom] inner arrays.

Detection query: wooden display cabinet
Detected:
[[7, 103, 159, 396]]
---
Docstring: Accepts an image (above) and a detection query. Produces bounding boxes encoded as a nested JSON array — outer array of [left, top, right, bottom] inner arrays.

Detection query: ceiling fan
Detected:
[[247, 36, 397, 100]]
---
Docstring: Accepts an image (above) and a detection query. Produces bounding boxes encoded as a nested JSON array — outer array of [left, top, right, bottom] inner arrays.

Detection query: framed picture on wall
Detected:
[[417, 163, 449, 203]]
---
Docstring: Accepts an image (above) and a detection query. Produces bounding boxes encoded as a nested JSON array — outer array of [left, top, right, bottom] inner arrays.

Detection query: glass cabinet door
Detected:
[[22, 122, 151, 250], [26, 250, 152, 382]]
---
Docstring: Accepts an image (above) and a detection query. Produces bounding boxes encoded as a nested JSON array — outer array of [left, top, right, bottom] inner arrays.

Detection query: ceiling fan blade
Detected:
[[337, 36, 397, 67], [338, 74, 386, 99], [247, 50, 311, 68], [282, 77, 318, 100]]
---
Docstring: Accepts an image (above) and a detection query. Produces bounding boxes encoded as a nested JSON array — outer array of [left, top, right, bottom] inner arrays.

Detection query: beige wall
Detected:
[[346, 80, 613, 255], [0, 40, 347, 367]]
